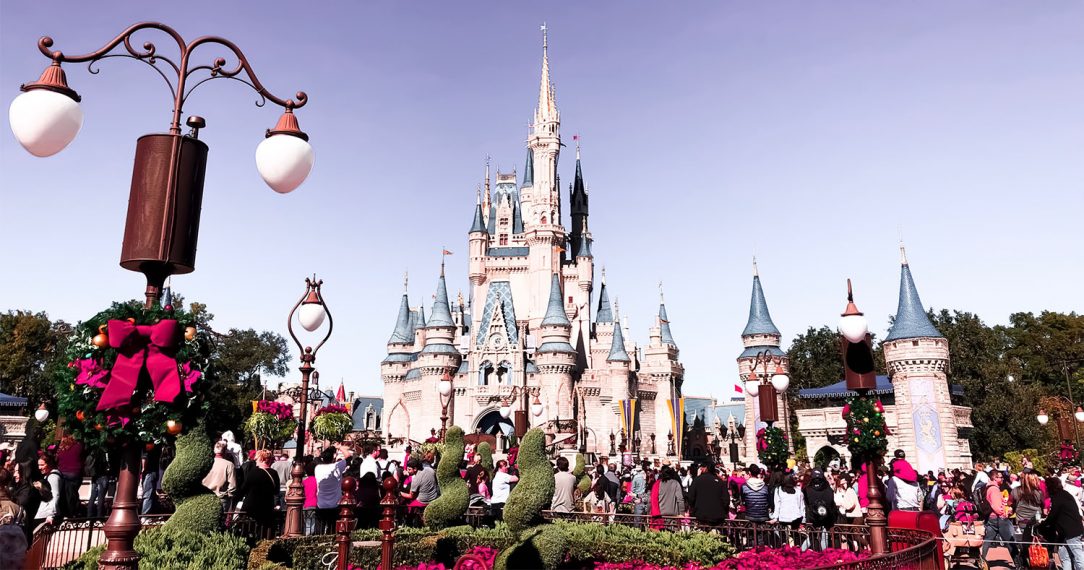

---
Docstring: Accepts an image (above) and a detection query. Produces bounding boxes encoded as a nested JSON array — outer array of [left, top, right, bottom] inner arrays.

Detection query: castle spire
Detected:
[[470, 187, 486, 233], [388, 292, 413, 344], [537, 23, 556, 121], [885, 254, 942, 341], [522, 147, 534, 187], [607, 303, 631, 362], [659, 282, 676, 346], [427, 271, 455, 328], [541, 273, 571, 326], [742, 271, 780, 337], [595, 276, 613, 324]]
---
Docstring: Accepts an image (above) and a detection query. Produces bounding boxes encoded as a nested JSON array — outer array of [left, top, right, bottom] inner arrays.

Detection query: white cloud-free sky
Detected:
[[2, 1, 1081, 400]]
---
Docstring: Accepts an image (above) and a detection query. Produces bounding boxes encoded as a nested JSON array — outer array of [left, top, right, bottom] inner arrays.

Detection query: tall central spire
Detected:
[[536, 23, 557, 123]]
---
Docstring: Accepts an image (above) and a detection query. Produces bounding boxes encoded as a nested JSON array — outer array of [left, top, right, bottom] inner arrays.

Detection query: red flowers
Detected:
[[256, 400, 294, 421], [315, 404, 349, 417]]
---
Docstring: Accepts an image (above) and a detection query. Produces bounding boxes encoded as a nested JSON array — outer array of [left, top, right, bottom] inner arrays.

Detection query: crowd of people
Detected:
[[9, 415, 1084, 570]]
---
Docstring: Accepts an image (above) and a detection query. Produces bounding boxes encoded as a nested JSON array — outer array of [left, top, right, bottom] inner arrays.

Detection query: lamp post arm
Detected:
[[34, 22, 307, 135]]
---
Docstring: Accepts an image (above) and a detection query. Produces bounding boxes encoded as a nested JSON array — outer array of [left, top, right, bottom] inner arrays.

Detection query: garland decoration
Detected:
[[757, 426, 789, 470], [842, 396, 889, 463], [244, 400, 296, 449], [1059, 441, 1079, 466], [54, 301, 213, 448], [310, 404, 352, 442]]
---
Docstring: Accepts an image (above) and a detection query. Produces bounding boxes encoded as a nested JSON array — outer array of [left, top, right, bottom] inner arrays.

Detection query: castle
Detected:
[[380, 30, 684, 454]]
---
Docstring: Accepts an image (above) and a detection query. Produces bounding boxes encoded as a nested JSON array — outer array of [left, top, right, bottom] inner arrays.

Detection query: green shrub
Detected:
[[166, 492, 222, 534], [477, 441, 494, 472], [495, 525, 570, 570], [573, 453, 591, 494], [555, 520, 734, 567], [162, 426, 214, 499], [503, 428, 555, 535], [424, 425, 469, 529], [65, 527, 248, 570]]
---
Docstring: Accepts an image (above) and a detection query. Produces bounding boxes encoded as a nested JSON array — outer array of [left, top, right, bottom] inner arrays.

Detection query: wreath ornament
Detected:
[[757, 426, 789, 470], [842, 396, 889, 464]]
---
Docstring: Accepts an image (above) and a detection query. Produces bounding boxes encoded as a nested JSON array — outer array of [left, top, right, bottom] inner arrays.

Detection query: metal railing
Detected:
[[809, 529, 940, 570], [24, 514, 170, 570]]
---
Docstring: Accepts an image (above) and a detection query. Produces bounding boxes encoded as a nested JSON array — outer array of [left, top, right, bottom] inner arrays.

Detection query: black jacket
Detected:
[[803, 476, 838, 528], [687, 472, 729, 524], [1039, 489, 1084, 541]]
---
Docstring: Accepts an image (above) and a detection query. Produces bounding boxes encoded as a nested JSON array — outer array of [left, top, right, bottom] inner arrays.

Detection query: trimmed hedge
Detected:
[[503, 428, 554, 535], [424, 425, 469, 529], [573, 453, 591, 494], [65, 527, 248, 570], [162, 425, 221, 534], [245, 521, 735, 570], [477, 441, 494, 472]]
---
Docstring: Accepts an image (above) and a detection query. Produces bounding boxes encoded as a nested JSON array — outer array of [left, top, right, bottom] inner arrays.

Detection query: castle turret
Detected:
[[469, 188, 489, 286], [381, 291, 415, 383], [536, 273, 576, 418], [736, 260, 788, 462], [569, 141, 589, 258], [882, 245, 967, 471], [412, 268, 462, 441], [641, 285, 684, 454]]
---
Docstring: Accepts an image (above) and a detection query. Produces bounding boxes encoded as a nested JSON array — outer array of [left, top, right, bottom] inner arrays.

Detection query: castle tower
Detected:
[[414, 267, 462, 442], [381, 290, 415, 383], [535, 273, 577, 419], [882, 246, 969, 471], [736, 261, 789, 463], [640, 286, 684, 457], [569, 142, 589, 258], [469, 188, 489, 288], [591, 272, 615, 369]]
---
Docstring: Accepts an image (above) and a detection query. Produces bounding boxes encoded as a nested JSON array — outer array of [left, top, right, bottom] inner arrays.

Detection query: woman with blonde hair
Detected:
[[1011, 471, 1045, 568]]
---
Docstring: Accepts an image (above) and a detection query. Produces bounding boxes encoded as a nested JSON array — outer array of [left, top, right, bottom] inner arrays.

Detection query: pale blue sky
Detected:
[[2, 2, 1081, 401]]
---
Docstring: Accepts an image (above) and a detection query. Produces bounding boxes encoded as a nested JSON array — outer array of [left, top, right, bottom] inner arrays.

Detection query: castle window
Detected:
[[541, 216, 547, 225], [499, 235, 508, 246], [912, 341, 919, 347], [568, 296, 573, 304]]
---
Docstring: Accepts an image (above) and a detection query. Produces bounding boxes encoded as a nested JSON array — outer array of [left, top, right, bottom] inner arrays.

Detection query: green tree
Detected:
[[0, 310, 70, 405], [786, 326, 845, 397]]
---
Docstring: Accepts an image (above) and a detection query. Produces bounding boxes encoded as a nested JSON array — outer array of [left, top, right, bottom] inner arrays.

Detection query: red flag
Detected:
[[734, 383, 744, 394], [442, 249, 454, 255], [336, 382, 346, 403]]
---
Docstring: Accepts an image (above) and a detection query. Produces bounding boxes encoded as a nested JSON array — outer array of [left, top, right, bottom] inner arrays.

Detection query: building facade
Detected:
[[381, 32, 685, 455], [792, 249, 973, 472]]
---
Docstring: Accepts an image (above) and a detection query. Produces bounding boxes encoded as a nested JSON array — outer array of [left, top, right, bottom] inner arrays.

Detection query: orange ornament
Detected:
[[92, 333, 109, 348], [166, 420, 182, 435], [184, 326, 197, 341], [95, 423, 103, 431], [75, 410, 85, 421], [127, 318, 136, 324]]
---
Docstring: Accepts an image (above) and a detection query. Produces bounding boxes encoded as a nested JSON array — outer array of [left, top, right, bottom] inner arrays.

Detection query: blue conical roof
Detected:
[[388, 294, 413, 344], [742, 276, 780, 336], [573, 156, 585, 197], [577, 233, 592, 258], [523, 149, 534, 187], [885, 263, 943, 341], [470, 203, 485, 233], [595, 282, 613, 324], [659, 304, 676, 346], [541, 273, 571, 326], [428, 272, 455, 328], [607, 310, 630, 362]]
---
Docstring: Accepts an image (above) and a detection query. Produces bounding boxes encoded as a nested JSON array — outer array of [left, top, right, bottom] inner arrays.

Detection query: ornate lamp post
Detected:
[[838, 280, 887, 554], [744, 350, 790, 429], [499, 386, 542, 438], [720, 422, 746, 470], [9, 22, 315, 310], [8, 23, 313, 569], [438, 372, 453, 441], [283, 277, 333, 538]]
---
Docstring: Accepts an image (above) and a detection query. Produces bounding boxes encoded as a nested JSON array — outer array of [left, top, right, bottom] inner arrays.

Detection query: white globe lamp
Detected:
[[256, 109, 314, 194], [499, 402, 512, 419], [9, 63, 83, 157], [298, 302, 326, 332], [1037, 410, 1049, 425], [771, 373, 790, 393], [531, 396, 544, 418], [1075, 407, 1084, 423], [745, 379, 760, 397], [35, 404, 49, 423]]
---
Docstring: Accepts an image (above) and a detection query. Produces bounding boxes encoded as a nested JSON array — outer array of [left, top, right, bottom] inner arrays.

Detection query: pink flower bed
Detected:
[[592, 546, 871, 570], [388, 546, 500, 570]]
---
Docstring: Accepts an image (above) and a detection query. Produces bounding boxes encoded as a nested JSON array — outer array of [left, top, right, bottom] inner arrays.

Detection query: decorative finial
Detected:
[[574, 134, 581, 159], [403, 271, 409, 294], [658, 281, 665, 303], [752, 256, 759, 277], [899, 240, 908, 266], [541, 22, 548, 50], [614, 297, 620, 318], [476, 184, 481, 204], [601, 266, 606, 285]]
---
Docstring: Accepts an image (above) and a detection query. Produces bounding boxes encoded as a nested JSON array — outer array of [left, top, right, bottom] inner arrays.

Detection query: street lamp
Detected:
[[34, 403, 50, 423], [720, 423, 747, 471], [284, 277, 333, 538], [438, 372, 453, 441], [747, 350, 789, 428], [9, 23, 313, 569], [1038, 410, 1050, 425], [9, 22, 314, 310], [838, 279, 888, 554]]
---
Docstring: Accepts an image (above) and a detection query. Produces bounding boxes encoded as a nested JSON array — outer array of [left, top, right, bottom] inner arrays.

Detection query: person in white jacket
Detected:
[[771, 473, 805, 546]]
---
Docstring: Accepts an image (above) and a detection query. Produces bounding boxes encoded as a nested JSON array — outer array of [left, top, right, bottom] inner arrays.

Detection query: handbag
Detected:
[[1028, 537, 1049, 570]]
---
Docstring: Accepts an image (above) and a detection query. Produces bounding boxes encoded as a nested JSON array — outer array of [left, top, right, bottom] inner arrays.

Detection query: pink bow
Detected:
[[73, 358, 109, 389], [181, 362, 202, 392], [96, 319, 182, 411]]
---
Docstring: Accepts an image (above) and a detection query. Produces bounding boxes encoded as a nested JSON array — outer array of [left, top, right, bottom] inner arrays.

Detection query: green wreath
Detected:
[[758, 426, 789, 470], [53, 301, 213, 447], [842, 396, 889, 463]]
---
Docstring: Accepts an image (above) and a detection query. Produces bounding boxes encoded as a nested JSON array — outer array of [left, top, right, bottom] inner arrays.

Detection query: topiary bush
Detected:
[[477, 441, 494, 472], [424, 425, 469, 529], [162, 425, 221, 534], [502, 428, 554, 535], [573, 453, 591, 495], [66, 526, 248, 570], [494, 525, 569, 570]]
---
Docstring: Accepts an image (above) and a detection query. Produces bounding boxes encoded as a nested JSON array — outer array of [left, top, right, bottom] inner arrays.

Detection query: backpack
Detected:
[[808, 494, 833, 526], [923, 483, 940, 512], [973, 485, 993, 520]]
